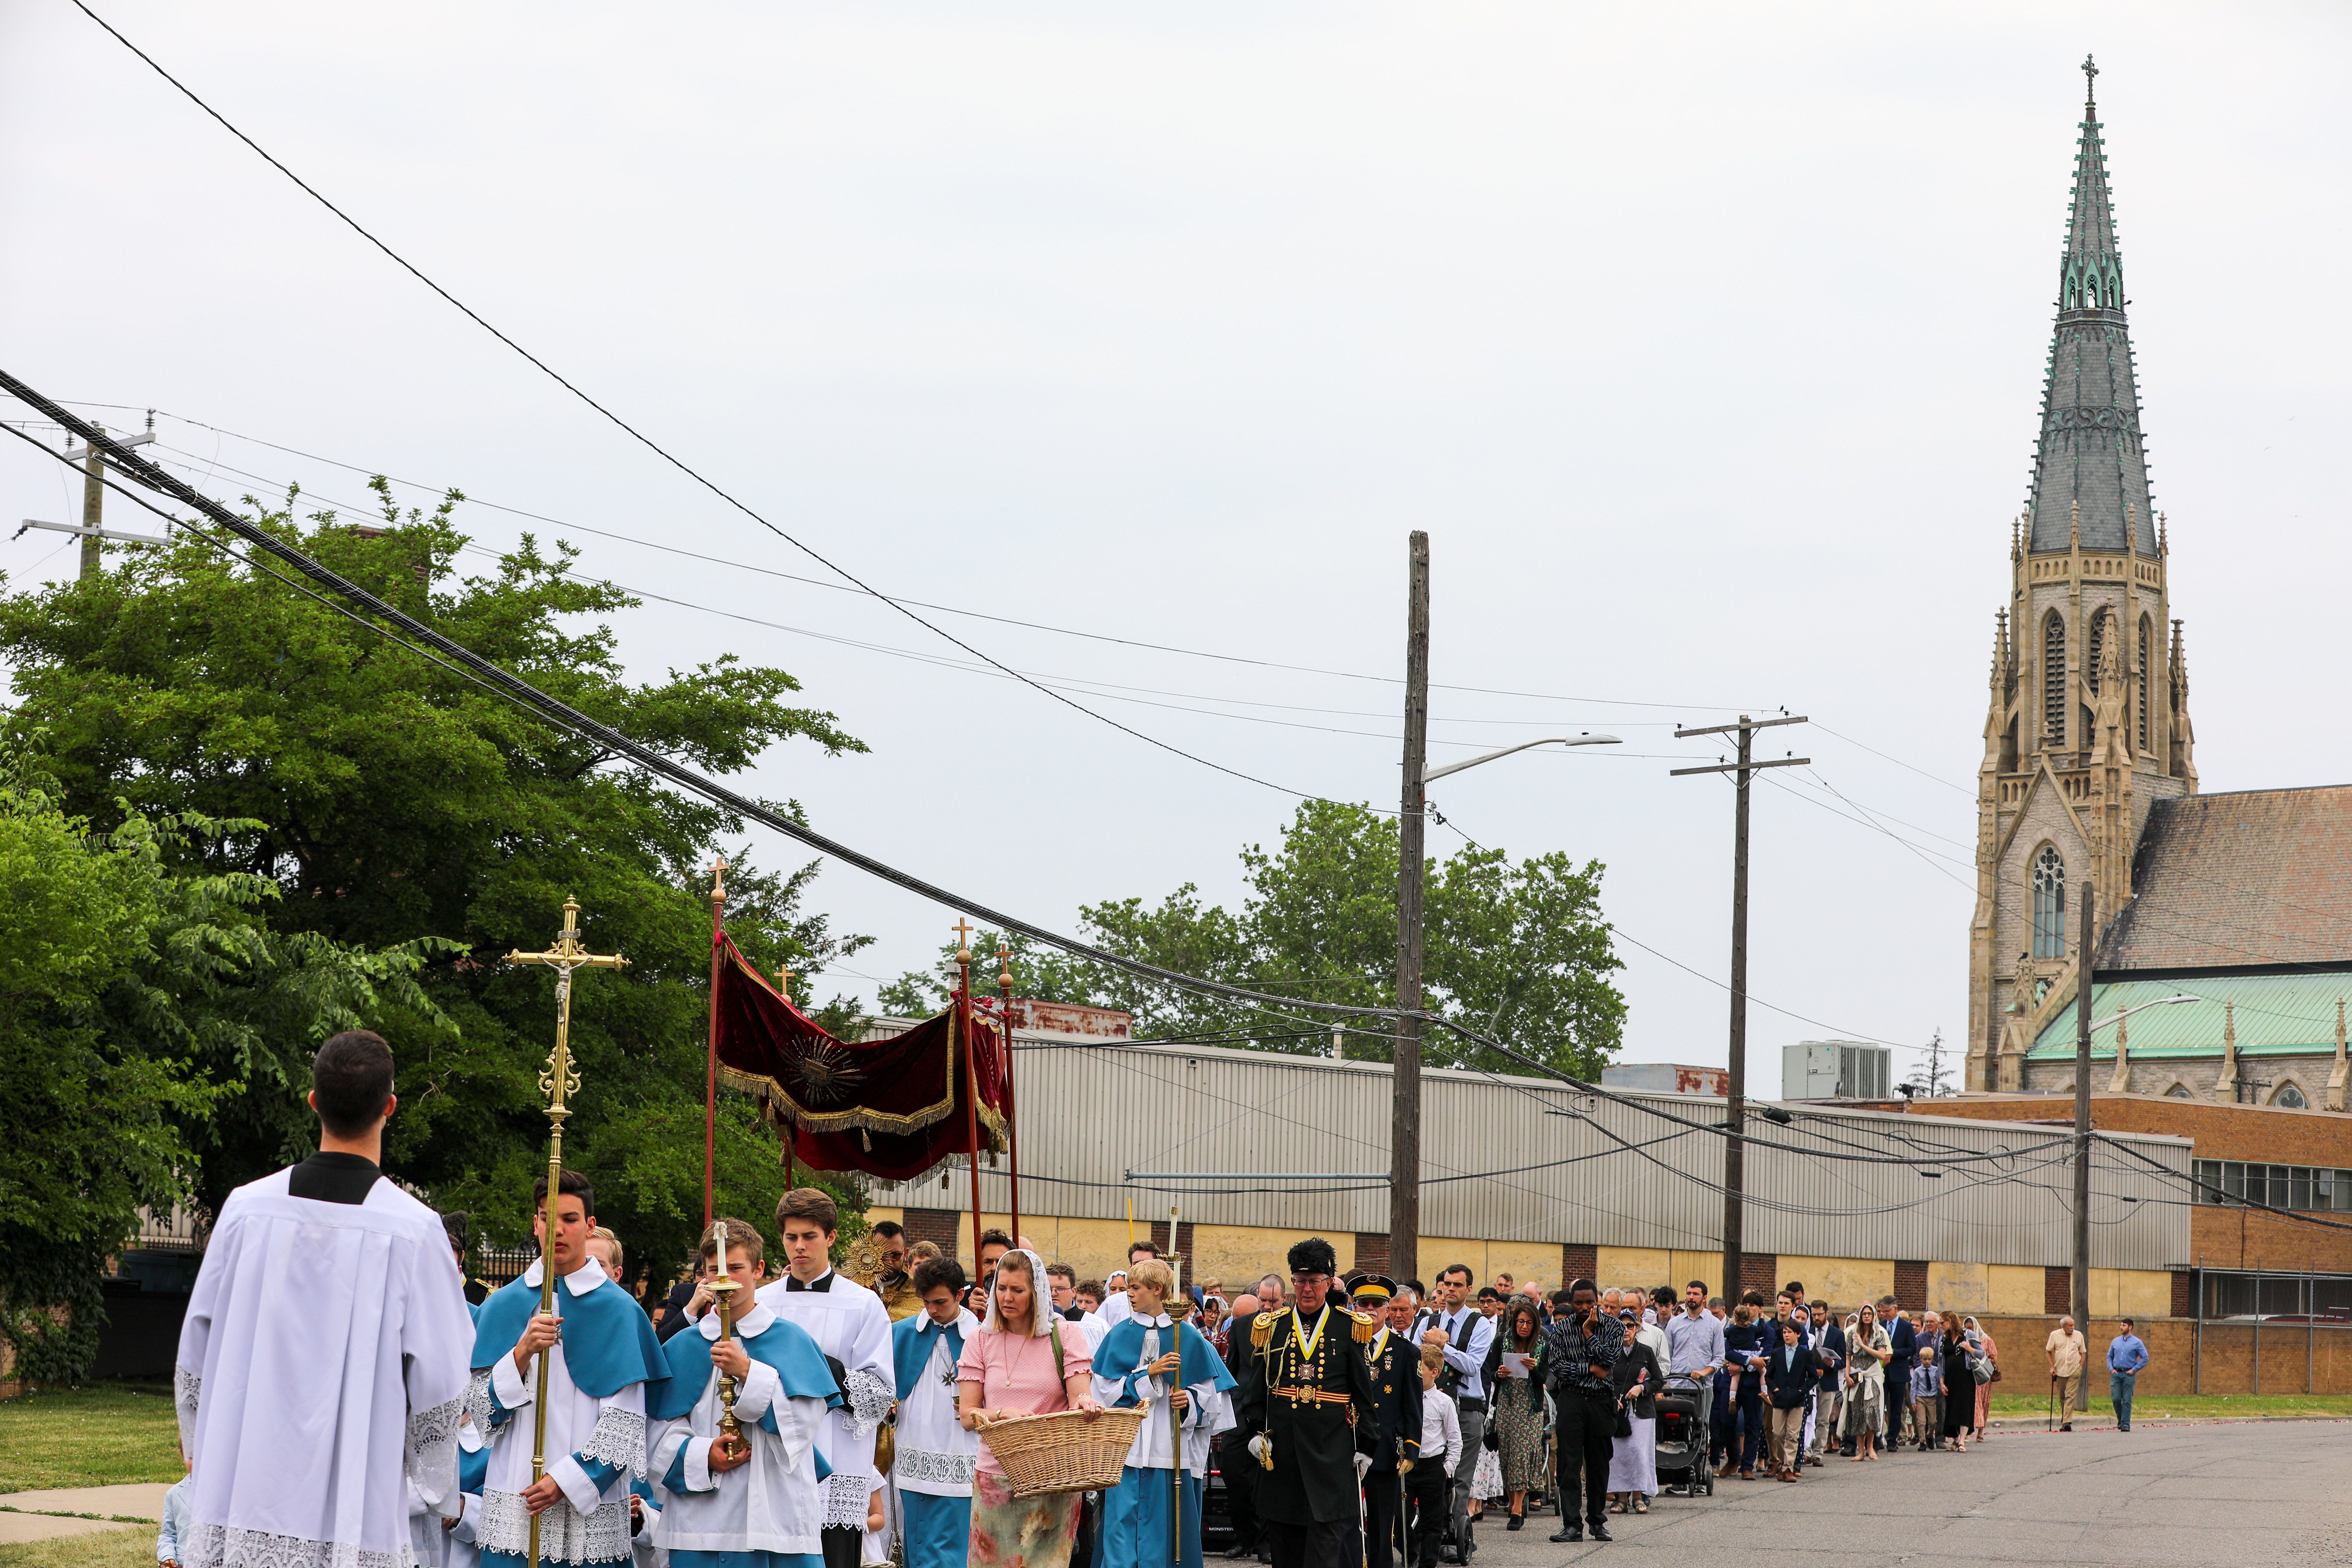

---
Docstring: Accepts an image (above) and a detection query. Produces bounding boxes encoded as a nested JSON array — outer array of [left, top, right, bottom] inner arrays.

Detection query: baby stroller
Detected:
[[1652, 1373, 1714, 1497]]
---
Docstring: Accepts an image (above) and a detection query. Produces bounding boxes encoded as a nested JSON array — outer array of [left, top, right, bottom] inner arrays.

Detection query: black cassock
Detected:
[[1235, 1302, 1384, 1526]]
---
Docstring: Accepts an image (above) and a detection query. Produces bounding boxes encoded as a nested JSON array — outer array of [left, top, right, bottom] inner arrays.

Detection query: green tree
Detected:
[[0, 767, 443, 1383], [0, 481, 874, 1289], [882, 800, 1624, 1078]]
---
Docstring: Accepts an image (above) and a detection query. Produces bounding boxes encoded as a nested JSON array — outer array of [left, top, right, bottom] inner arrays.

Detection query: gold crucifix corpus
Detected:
[[507, 896, 627, 1568]]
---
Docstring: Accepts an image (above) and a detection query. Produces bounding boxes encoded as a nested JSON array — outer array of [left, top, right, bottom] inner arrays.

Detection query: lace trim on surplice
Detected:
[[181, 1521, 404, 1568], [480, 1486, 632, 1564]]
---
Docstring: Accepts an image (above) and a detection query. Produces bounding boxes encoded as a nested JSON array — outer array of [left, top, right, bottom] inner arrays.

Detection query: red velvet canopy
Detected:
[[710, 932, 1009, 1181]]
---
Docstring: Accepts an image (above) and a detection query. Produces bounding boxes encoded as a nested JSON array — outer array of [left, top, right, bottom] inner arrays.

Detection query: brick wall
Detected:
[[2170, 1270, 2194, 1318], [1740, 1254, 1780, 1302], [903, 1206, 962, 1255], [1561, 1244, 1597, 1287], [2043, 1266, 2071, 1314], [1353, 1233, 1390, 1278], [1894, 1260, 1929, 1309], [1969, 1313, 2352, 1397]]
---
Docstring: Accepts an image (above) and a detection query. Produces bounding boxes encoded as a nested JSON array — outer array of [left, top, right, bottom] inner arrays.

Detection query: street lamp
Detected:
[[1391, 722, 1621, 1286], [1423, 734, 1624, 783], [2088, 994, 2200, 1034]]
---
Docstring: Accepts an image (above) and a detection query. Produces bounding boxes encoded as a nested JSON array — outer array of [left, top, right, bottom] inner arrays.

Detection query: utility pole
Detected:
[[1672, 714, 1807, 1302], [2071, 877, 2096, 1409], [57, 415, 158, 577], [1390, 530, 1430, 1288]]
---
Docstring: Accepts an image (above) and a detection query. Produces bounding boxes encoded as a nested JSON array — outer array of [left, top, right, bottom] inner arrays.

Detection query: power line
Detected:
[[58, 3, 1396, 811], [119, 409, 1772, 716]]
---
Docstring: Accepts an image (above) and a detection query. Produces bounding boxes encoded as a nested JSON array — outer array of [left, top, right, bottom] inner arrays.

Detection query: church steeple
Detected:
[[1969, 62, 2196, 1096], [2025, 56, 2159, 557]]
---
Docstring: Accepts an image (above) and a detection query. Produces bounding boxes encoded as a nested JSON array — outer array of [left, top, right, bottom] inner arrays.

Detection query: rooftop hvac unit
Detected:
[[1780, 1041, 1891, 1101]]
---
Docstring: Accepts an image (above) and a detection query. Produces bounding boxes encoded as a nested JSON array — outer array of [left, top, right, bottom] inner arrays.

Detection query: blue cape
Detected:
[[892, 1312, 966, 1400], [472, 1270, 671, 1401], [1095, 1316, 1237, 1400], [458, 1441, 489, 1497], [649, 1311, 844, 1423]]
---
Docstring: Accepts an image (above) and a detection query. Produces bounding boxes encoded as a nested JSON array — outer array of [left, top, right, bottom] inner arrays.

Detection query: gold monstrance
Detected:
[[509, 897, 627, 1568]]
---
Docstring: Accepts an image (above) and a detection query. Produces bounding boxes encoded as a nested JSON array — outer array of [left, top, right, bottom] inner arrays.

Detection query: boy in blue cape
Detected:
[[1090, 1258, 1237, 1568], [469, 1170, 670, 1568], [648, 1218, 843, 1568], [887, 1258, 979, 1568]]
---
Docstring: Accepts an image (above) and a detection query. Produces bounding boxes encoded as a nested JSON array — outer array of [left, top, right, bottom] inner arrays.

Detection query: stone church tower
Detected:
[[1966, 60, 2199, 1093]]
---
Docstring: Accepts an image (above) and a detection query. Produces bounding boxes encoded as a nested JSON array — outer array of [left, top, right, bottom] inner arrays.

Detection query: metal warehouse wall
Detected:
[[872, 1031, 2191, 1271]]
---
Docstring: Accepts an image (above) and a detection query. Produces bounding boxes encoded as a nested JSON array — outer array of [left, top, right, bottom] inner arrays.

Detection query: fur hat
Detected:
[[1286, 1236, 1338, 1277]]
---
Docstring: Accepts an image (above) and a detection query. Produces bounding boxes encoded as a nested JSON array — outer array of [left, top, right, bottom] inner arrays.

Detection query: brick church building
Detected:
[[1965, 60, 2352, 1113]]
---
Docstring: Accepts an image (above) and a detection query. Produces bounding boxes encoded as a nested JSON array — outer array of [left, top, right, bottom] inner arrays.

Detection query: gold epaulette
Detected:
[[1350, 1309, 1379, 1343], [1252, 1310, 1280, 1350]]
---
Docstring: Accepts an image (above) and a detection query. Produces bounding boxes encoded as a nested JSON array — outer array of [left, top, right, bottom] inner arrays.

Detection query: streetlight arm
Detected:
[[1423, 734, 1621, 783], [2086, 994, 2199, 1034]]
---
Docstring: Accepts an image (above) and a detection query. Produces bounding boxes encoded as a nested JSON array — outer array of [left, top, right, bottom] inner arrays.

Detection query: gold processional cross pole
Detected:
[[509, 896, 627, 1568]]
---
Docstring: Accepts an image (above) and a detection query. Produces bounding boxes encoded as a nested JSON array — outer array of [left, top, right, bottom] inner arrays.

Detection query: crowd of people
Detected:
[[160, 1032, 2157, 1568]]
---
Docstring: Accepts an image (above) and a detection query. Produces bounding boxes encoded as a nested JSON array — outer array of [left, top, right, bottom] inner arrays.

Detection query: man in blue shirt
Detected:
[[1661, 1282, 1724, 1494], [2107, 1319, 2150, 1432]]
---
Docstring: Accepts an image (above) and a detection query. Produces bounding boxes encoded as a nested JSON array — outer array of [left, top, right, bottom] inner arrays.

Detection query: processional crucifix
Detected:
[[509, 896, 628, 1568]]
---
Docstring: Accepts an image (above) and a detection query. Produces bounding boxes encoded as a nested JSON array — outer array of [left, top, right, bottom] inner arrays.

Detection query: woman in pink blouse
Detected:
[[958, 1247, 1101, 1568]]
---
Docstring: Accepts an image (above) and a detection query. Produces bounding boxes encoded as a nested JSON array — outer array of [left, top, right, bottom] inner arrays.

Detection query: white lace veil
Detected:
[[981, 1246, 1056, 1337]]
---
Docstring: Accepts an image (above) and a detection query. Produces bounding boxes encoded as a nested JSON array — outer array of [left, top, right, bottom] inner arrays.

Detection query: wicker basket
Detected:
[[979, 1406, 1147, 1498]]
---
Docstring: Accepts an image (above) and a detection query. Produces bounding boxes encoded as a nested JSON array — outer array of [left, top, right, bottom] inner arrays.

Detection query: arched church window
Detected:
[[2031, 847, 2066, 959], [2274, 1083, 2309, 1110], [2137, 616, 2152, 752], [2043, 613, 2067, 743], [2086, 612, 2107, 692], [2165, 1083, 2191, 1099]]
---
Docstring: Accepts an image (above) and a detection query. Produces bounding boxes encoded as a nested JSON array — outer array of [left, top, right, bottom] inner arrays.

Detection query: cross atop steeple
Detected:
[[2082, 54, 2098, 94]]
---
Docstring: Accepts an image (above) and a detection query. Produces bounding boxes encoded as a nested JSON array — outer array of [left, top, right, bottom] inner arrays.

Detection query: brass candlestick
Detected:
[[709, 1217, 747, 1461]]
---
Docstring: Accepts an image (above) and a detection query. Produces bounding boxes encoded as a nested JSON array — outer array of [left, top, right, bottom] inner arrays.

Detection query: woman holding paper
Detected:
[[1479, 1298, 1548, 1530]]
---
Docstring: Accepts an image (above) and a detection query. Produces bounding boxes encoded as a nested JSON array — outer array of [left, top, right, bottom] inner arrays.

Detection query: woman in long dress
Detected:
[[1605, 1310, 1662, 1515], [957, 1248, 1102, 1568], [1478, 1298, 1549, 1529], [1939, 1316, 1979, 1452], [1964, 1317, 1998, 1437], [1840, 1306, 1891, 1462]]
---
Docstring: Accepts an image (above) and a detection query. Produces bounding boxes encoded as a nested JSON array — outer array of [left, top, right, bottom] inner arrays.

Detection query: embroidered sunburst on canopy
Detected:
[[710, 930, 1010, 1180]]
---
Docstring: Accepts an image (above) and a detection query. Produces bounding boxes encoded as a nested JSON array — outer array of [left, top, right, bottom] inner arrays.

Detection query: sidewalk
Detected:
[[0, 1483, 170, 1545]]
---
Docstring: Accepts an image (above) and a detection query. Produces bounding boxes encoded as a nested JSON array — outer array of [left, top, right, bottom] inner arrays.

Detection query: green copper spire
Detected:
[[2024, 56, 2159, 557]]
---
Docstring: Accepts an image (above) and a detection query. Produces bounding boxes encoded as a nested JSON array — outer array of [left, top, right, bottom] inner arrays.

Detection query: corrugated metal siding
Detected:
[[890, 1036, 2187, 1270]]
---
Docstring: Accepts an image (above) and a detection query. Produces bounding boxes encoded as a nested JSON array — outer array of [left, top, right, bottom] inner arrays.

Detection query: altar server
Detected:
[[174, 1031, 476, 1568], [471, 1169, 670, 1568], [889, 1258, 979, 1568], [649, 1218, 841, 1568], [755, 1188, 895, 1568], [1092, 1259, 1238, 1568]]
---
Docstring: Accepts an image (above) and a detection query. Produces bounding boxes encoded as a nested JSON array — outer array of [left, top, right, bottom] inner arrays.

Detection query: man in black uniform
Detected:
[[1543, 1278, 1622, 1544], [1345, 1272, 1424, 1568], [1235, 1238, 1382, 1568]]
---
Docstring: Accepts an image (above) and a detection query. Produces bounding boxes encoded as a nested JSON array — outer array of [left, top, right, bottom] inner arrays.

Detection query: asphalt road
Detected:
[[1458, 1420, 2352, 1568]]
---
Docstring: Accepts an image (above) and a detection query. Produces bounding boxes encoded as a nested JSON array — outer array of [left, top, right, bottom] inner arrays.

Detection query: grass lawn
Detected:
[[1985, 1391, 2352, 1421], [0, 1527, 153, 1567], [0, 1382, 184, 1493]]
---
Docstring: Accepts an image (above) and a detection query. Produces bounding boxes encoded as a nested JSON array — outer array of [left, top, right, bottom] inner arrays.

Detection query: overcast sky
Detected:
[[4, 2, 2348, 1088]]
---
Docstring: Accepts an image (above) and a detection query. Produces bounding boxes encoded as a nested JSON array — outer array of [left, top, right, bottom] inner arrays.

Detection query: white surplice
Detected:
[[647, 1305, 832, 1559], [1088, 1318, 1231, 1476], [476, 1259, 650, 1564], [894, 1310, 978, 1498], [753, 1270, 893, 1538], [174, 1166, 475, 1568]]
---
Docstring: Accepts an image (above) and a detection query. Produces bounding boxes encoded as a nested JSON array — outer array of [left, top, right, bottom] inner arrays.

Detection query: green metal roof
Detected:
[[2028, 974, 2351, 1059]]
